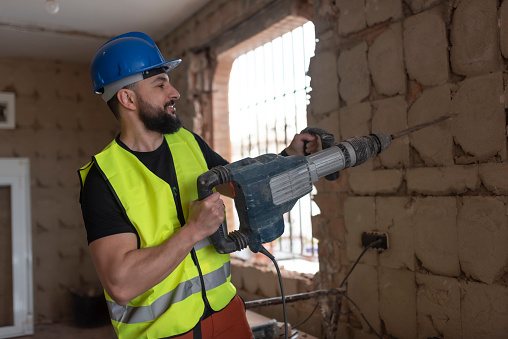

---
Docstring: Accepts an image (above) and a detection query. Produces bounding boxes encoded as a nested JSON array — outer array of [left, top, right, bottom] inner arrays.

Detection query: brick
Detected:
[[368, 23, 406, 96], [36, 96, 60, 130], [404, 0, 443, 13], [3, 128, 37, 158], [403, 10, 448, 86], [416, 273, 461, 339], [54, 98, 80, 130], [339, 102, 371, 140], [408, 84, 454, 166], [349, 169, 403, 195], [319, 240, 346, 272], [451, 73, 506, 161], [376, 197, 415, 271], [347, 264, 381, 334], [257, 269, 281, 297], [461, 281, 508, 338], [337, 0, 366, 35], [241, 266, 262, 295], [344, 197, 377, 265], [450, 0, 501, 76], [15, 96, 37, 129], [349, 328, 381, 339], [372, 96, 409, 168], [379, 267, 417, 338], [230, 262, 246, 289], [308, 51, 339, 116], [338, 42, 370, 105], [312, 110, 341, 142], [458, 197, 508, 284], [313, 192, 341, 218], [77, 130, 117, 160], [412, 197, 460, 277], [312, 215, 346, 243], [78, 102, 117, 131], [406, 165, 480, 195], [314, 170, 349, 194], [479, 163, 508, 195], [500, 0, 508, 58], [365, 0, 403, 26]]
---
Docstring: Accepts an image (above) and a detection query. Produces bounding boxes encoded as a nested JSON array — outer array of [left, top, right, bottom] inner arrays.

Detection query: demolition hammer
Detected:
[[197, 114, 455, 254]]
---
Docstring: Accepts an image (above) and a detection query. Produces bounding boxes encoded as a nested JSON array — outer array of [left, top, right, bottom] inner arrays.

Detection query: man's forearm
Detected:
[[90, 225, 202, 306]]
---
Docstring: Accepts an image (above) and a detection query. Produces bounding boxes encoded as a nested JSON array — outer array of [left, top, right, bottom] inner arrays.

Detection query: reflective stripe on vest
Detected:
[[108, 261, 230, 324]]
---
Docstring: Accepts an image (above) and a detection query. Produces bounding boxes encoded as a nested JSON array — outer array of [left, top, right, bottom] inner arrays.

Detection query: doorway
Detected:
[[0, 158, 33, 338]]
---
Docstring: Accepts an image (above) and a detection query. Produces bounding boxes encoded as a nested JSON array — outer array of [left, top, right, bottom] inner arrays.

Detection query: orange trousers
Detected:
[[174, 294, 254, 339]]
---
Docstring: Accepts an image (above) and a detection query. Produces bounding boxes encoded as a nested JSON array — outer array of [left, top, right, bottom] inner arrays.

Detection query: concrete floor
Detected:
[[17, 322, 115, 339], [15, 311, 318, 339]]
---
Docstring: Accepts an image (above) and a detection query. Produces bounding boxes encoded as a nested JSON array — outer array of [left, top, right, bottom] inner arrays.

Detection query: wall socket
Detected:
[[361, 231, 388, 250]]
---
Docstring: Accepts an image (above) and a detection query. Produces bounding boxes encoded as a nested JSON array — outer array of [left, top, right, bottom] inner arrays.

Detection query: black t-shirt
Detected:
[[80, 131, 228, 245]]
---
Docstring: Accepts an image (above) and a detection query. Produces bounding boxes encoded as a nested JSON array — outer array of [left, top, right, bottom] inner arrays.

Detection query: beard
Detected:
[[138, 97, 182, 134]]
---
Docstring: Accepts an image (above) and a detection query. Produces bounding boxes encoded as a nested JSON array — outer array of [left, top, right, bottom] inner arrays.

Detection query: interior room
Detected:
[[0, 0, 507, 338]]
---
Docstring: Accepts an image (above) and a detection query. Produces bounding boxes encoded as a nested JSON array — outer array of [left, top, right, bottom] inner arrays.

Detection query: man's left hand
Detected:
[[283, 133, 321, 156]]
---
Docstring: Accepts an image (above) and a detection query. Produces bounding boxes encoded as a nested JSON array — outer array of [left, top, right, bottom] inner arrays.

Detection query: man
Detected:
[[79, 32, 319, 339]]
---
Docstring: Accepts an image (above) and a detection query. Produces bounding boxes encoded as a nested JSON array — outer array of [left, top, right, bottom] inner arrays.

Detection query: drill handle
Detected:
[[197, 167, 248, 254]]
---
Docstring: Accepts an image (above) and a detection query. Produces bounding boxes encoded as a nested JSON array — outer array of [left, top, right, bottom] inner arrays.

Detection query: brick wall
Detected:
[[162, 0, 508, 337], [0, 58, 117, 323], [308, 0, 508, 337]]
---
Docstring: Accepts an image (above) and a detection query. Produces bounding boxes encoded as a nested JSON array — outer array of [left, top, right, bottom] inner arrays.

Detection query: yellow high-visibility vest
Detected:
[[79, 129, 236, 339]]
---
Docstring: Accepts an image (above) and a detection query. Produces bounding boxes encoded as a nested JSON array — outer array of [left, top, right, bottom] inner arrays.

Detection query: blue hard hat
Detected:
[[90, 32, 181, 94]]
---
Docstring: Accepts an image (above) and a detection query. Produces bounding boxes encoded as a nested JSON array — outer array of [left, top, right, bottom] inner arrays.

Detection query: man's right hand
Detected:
[[187, 192, 225, 239]]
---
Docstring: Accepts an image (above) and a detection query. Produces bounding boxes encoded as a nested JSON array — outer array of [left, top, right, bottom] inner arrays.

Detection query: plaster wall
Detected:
[[0, 58, 117, 323]]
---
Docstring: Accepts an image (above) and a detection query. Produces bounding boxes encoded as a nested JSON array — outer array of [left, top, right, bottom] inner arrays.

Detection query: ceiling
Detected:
[[0, 0, 212, 64]]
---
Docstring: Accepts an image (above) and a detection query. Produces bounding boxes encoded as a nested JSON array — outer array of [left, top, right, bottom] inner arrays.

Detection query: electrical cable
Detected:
[[259, 239, 382, 338], [293, 239, 383, 334], [338, 238, 383, 338], [342, 294, 382, 339], [259, 245, 289, 339], [292, 301, 319, 329], [339, 239, 382, 288]]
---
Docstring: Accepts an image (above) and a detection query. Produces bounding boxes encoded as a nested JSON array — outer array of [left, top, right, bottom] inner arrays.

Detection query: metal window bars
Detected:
[[229, 22, 318, 261]]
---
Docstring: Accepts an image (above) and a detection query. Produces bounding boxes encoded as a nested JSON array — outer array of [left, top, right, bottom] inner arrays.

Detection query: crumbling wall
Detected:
[[0, 58, 116, 323], [309, 0, 508, 337]]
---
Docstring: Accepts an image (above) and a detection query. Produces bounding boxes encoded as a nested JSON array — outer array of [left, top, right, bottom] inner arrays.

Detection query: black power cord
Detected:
[[259, 239, 383, 339], [339, 238, 382, 288], [292, 239, 384, 337], [259, 245, 289, 339]]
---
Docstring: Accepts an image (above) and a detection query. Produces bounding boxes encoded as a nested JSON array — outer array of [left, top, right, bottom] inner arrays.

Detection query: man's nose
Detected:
[[167, 84, 180, 101]]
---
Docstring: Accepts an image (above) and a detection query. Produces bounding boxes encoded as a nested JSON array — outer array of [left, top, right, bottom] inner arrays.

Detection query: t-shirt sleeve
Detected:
[[80, 163, 138, 245], [192, 132, 229, 168]]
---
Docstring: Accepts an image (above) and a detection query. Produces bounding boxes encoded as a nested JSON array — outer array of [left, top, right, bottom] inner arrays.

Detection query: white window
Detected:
[[228, 22, 320, 274]]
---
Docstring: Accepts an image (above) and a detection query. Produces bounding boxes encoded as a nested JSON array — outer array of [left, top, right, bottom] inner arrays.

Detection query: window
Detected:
[[228, 22, 320, 273]]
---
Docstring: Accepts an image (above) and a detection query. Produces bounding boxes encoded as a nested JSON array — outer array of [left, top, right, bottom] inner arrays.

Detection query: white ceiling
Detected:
[[0, 0, 212, 63]]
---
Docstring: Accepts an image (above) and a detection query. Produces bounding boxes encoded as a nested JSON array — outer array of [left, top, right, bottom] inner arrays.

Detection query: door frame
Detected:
[[0, 158, 33, 338]]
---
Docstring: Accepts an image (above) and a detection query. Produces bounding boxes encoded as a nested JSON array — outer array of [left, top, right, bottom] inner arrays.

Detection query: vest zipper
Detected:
[[168, 157, 214, 318]]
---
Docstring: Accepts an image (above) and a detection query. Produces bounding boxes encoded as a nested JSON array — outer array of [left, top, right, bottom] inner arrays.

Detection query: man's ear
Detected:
[[117, 88, 137, 111]]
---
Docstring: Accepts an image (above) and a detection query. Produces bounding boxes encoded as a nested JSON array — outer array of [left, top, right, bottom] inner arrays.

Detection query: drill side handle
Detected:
[[197, 167, 249, 254]]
